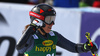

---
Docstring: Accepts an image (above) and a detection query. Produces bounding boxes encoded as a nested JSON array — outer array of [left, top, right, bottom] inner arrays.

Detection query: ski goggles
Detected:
[[29, 11, 56, 24], [45, 16, 56, 24]]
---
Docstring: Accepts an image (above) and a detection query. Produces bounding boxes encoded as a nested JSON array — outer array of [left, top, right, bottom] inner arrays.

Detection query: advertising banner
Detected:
[[0, 3, 31, 56], [0, 2, 100, 56], [0, 3, 80, 56], [80, 12, 100, 56]]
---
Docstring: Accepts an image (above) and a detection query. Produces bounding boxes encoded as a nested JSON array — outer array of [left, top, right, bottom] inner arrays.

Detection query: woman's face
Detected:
[[42, 23, 54, 33]]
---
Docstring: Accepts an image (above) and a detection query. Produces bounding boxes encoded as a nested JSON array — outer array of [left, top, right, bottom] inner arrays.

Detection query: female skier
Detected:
[[16, 4, 98, 56]]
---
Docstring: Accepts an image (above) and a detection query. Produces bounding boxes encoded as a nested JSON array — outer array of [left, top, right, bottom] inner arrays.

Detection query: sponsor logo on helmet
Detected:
[[30, 13, 40, 18], [29, 11, 44, 20], [48, 9, 52, 11], [40, 9, 44, 13], [42, 40, 53, 46]]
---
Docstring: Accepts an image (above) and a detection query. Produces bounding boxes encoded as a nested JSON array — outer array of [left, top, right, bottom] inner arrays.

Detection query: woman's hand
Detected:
[[31, 19, 44, 29], [83, 41, 98, 52]]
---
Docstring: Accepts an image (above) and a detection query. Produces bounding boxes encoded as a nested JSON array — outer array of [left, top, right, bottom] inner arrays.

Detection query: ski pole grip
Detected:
[[85, 32, 95, 56]]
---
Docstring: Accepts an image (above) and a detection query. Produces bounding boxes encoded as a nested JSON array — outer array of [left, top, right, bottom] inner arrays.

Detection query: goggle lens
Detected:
[[45, 16, 56, 24]]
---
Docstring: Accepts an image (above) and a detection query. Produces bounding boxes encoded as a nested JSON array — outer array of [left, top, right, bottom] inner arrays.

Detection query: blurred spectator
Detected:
[[0, 0, 45, 5], [45, 0, 53, 6], [79, 0, 95, 7], [28, 0, 46, 5], [28, 0, 39, 4], [92, 0, 100, 8], [0, 0, 28, 4], [53, 0, 79, 8]]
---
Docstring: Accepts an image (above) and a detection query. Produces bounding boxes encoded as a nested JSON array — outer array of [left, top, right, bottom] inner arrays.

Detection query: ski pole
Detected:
[[85, 32, 98, 56]]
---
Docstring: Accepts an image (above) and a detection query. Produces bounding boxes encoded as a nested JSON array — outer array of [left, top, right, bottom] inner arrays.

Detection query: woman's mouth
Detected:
[[48, 26, 51, 29]]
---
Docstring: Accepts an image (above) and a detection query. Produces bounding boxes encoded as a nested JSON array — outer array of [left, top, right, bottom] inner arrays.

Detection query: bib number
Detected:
[[46, 53, 54, 56]]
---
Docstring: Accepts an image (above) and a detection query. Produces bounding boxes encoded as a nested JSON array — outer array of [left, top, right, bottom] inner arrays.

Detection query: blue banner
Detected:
[[80, 12, 100, 56]]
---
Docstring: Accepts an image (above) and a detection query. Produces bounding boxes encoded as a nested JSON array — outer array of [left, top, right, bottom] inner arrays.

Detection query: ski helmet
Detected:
[[29, 3, 56, 25]]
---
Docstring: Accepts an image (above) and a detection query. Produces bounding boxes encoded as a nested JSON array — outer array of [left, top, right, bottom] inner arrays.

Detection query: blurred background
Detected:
[[0, 0, 100, 56]]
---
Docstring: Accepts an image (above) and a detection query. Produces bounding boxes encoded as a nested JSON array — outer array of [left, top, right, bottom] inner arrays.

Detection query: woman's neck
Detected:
[[38, 28, 46, 35]]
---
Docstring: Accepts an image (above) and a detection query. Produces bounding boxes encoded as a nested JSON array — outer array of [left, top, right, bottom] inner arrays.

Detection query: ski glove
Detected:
[[83, 41, 98, 52], [30, 19, 44, 30]]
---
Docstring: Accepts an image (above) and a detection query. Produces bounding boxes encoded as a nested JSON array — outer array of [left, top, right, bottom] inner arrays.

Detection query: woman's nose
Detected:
[[50, 22, 54, 26]]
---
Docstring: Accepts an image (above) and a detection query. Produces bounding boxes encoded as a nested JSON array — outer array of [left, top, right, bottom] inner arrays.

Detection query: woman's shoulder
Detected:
[[50, 30, 61, 35]]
